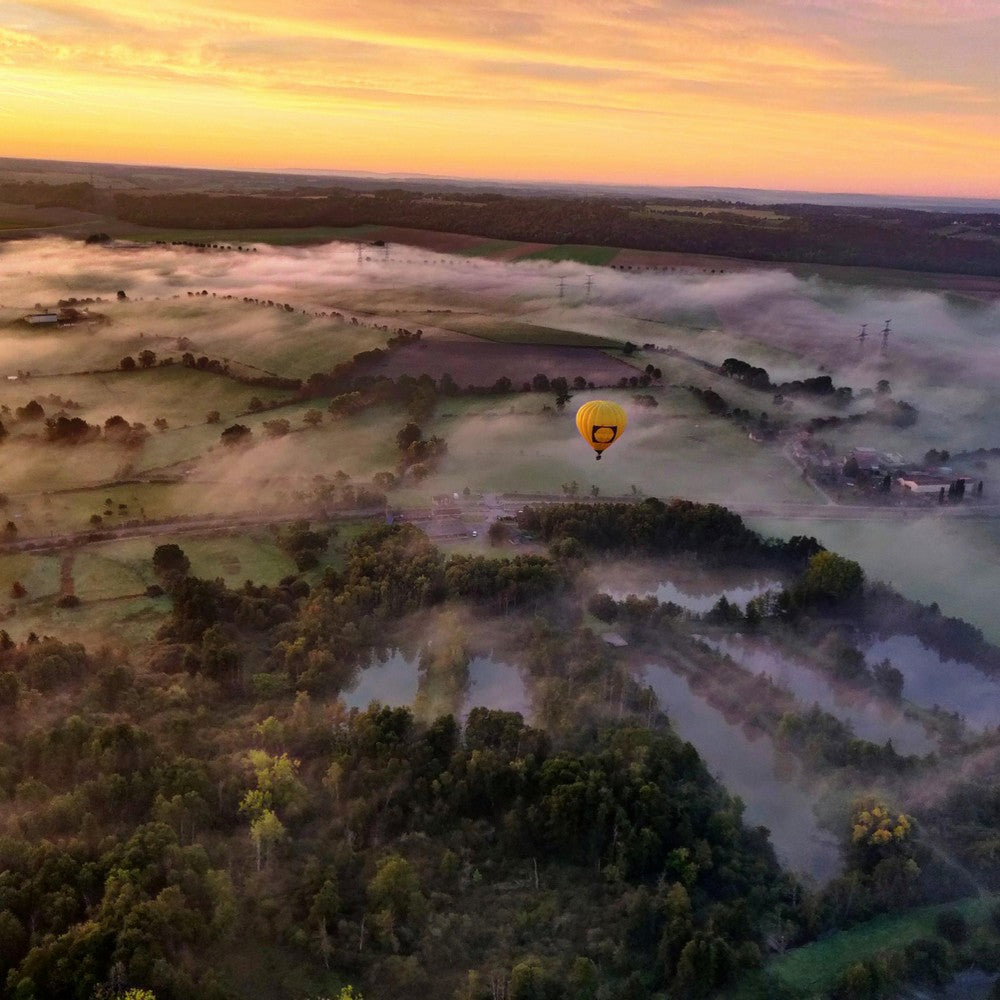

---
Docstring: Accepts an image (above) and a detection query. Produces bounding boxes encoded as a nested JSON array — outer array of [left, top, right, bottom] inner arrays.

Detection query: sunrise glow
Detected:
[[2, 0, 999, 195]]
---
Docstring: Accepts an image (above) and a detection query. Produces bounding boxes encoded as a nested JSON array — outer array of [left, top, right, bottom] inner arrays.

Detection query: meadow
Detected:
[[1, 231, 998, 664], [768, 895, 996, 994]]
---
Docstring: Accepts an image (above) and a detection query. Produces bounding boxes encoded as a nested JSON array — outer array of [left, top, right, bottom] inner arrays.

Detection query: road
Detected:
[[0, 493, 996, 557]]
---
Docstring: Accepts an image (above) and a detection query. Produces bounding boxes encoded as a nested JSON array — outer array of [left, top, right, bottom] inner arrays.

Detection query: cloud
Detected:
[[1, 0, 998, 191]]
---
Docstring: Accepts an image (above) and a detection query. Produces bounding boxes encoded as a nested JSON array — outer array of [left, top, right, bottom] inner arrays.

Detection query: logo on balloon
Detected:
[[592, 426, 618, 444]]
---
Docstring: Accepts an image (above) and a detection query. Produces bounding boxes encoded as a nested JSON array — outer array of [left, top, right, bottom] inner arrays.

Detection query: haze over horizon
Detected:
[[3, 0, 999, 199]]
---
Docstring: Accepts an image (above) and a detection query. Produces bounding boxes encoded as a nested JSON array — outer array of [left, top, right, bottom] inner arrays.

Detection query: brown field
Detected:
[[353, 333, 636, 386], [610, 247, 756, 271], [345, 225, 554, 261], [354, 226, 500, 254]]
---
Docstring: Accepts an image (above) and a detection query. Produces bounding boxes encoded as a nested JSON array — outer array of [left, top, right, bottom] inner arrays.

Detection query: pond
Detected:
[[600, 560, 784, 615], [341, 650, 531, 720], [642, 662, 841, 882], [866, 634, 1000, 730], [701, 635, 933, 755]]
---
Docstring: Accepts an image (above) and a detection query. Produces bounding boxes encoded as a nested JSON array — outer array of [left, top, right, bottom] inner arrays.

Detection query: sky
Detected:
[[2, 0, 999, 196]]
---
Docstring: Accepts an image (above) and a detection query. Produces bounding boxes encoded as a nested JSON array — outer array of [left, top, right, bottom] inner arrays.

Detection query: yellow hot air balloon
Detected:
[[576, 400, 627, 460]]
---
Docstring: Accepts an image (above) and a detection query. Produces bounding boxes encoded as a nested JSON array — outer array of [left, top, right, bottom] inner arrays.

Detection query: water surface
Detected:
[[867, 634, 1000, 729], [702, 635, 933, 754], [643, 662, 841, 882]]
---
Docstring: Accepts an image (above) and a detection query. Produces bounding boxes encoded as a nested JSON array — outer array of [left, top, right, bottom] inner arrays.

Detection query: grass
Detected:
[[403, 385, 818, 508], [0, 552, 62, 601], [517, 244, 620, 265], [127, 225, 383, 246], [0, 367, 288, 431], [769, 895, 996, 995], [455, 239, 525, 258]]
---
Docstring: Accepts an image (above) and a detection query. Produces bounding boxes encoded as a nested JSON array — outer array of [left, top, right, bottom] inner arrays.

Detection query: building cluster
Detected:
[[793, 439, 983, 499]]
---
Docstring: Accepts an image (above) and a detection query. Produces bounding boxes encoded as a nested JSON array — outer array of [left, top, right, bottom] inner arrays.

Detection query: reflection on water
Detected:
[[341, 650, 531, 719], [702, 636, 933, 755], [643, 663, 841, 882], [467, 655, 531, 718], [340, 651, 418, 710], [867, 634, 1000, 730], [606, 571, 780, 614]]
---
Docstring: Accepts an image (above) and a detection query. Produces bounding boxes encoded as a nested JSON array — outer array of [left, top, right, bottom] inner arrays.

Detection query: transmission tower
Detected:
[[881, 319, 892, 349], [857, 323, 868, 343]]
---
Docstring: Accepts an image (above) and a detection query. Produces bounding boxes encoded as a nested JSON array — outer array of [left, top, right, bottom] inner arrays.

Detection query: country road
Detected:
[[1, 492, 996, 557]]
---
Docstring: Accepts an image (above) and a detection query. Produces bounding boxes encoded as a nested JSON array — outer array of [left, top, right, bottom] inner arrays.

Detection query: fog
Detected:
[[4, 237, 998, 450], [3, 233, 999, 635]]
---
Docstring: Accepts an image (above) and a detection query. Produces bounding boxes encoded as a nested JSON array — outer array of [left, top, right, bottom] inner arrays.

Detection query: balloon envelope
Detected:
[[576, 400, 627, 459]]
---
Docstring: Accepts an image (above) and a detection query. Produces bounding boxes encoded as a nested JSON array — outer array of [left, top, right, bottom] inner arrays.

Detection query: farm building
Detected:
[[897, 473, 973, 494], [24, 313, 59, 325]]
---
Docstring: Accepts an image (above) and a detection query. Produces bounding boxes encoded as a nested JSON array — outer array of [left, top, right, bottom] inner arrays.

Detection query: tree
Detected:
[[531, 373, 550, 392], [120, 356, 136, 371], [588, 592, 618, 623], [153, 417, 168, 432], [263, 418, 290, 437], [247, 397, 264, 413], [487, 521, 508, 546], [10, 580, 25, 599], [152, 543, 190, 581], [876, 379, 891, 395], [249, 809, 286, 870], [205, 410, 220, 424], [303, 409, 323, 428], [138, 349, 157, 368], [220, 424, 252, 446], [104, 414, 131, 442], [117, 289, 128, 300], [396, 423, 422, 451], [15, 399, 44, 421], [800, 551, 864, 605]]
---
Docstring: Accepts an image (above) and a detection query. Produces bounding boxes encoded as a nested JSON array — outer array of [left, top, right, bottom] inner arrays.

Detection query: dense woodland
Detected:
[[3, 179, 1000, 275], [1, 502, 999, 999]]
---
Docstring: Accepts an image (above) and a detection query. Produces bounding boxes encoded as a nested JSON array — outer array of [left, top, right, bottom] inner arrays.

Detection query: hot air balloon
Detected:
[[576, 400, 627, 460]]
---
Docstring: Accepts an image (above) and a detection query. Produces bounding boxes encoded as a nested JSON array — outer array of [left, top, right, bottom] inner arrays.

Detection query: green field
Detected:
[[455, 239, 525, 257], [517, 244, 620, 265], [769, 895, 995, 994], [397, 385, 817, 508], [0, 366, 287, 431], [127, 225, 384, 246]]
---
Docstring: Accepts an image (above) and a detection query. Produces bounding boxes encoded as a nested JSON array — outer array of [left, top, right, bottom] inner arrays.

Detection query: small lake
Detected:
[[642, 662, 841, 882], [602, 562, 782, 615], [341, 650, 531, 720], [702, 636, 933, 755], [866, 635, 1000, 730]]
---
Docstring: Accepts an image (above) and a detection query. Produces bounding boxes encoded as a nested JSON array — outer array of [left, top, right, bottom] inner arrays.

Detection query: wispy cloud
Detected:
[[1, 0, 997, 194]]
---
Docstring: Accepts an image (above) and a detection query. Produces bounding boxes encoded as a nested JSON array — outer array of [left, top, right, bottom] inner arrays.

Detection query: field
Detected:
[[126, 225, 386, 246], [518, 244, 620, 265], [1, 231, 998, 661], [400, 386, 818, 507], [434, 314, 623, 349], [769, 895, 995, 995], [352, 335, 636, 387]]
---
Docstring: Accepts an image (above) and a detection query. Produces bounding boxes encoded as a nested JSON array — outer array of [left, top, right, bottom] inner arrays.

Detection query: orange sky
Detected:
[[2, 0, 999, 195]]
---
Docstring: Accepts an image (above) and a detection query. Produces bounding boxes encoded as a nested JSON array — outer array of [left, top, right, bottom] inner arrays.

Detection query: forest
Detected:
[[3, 177, 1000, 275], [1, 504, 999, 999]]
